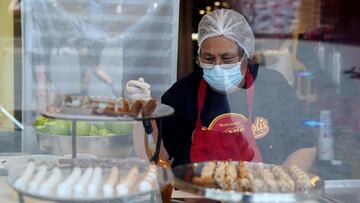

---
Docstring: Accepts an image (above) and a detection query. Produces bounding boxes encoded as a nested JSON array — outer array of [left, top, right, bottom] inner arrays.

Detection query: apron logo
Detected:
[[252, 117, 270, 139], [208, 113, 269, 139]]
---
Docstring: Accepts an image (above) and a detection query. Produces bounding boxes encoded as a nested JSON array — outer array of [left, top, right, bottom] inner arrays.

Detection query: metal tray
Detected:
[[36, 132, 133, 158], [8, 157, 173, 202], [42, 102, 174, 121], [173, 161, 324, 203]]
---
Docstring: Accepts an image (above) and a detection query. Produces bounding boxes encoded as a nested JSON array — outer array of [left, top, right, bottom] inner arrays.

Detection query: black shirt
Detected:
[[160, 65, 316, 167]]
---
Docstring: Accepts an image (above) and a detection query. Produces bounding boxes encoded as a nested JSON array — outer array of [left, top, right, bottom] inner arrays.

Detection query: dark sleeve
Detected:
[[258, 69, 316, 164], [159, 85, 192, 167], [273, 71, 316, 157], [281, 78, 315, 145]]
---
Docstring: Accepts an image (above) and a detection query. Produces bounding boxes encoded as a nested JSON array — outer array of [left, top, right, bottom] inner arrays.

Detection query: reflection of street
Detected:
[[20, 0, 180, 155]]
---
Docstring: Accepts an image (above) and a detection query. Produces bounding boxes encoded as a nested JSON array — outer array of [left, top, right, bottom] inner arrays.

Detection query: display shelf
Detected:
[[173, 161, 324, 203]]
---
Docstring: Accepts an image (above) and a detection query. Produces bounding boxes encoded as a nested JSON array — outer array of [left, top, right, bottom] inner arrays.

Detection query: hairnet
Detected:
[[197, 9, 255, 58]]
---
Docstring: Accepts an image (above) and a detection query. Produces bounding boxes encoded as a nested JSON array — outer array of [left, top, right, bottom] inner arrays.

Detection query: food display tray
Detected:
[[173, 161, 324, 203], [8, 157, 173, 203], [42, 102, 174, 121]]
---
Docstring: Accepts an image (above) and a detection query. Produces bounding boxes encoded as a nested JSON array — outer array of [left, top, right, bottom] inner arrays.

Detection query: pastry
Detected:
[[116, 166, 139, 196], [57, 167, 82, 197], [87, 167, 102, 196], [14, 161, 35, 190], [39, 167, 62, 195], [28, 164, 48, 193], [74, 167, 93, 197], [102, 166, 120, 197], [139, 164, 158, 192]]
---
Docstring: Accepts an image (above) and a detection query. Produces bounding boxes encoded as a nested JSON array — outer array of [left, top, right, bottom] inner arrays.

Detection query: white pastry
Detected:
[[139, 164, 158, 192], [74, 167, 93, 197], [87, 167, 102, 197], [56, 167, 81, 197], [116, 166, 138, 196], [14, 161, 35, 190], [28, 164, 48, 193], [102, 166, 120, 197], [39, 167, 62, 195]]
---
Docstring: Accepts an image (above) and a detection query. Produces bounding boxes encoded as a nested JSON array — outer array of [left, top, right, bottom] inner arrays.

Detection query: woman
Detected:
[[128, 9, 316, 170]]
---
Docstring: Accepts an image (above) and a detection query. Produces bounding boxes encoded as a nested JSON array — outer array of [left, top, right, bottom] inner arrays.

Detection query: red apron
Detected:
[[190, 72, 262, 163]]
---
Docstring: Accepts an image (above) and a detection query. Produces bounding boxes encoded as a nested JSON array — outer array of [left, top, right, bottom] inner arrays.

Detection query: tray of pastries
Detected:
[[8, 158, 173, 202], [43, 95, 174, 121], [173, 161, 324, 203]]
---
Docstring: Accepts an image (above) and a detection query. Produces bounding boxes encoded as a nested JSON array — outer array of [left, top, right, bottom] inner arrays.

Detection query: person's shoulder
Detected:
[[255, 68, 290, 87], [162, 71, 201, 103]]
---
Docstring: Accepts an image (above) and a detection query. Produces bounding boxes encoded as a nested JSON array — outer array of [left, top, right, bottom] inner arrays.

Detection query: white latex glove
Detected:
[[124, 77, 151, 103]]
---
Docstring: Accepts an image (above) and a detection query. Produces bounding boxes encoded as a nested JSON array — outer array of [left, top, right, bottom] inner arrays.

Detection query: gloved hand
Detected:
[[124, 77, 151, 104]]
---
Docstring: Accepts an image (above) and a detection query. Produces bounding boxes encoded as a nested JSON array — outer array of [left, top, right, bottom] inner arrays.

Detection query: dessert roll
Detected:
[[57, 167, 82, 197], [91, 99, 116, 114], [139, 164, 158, 192], [117, 98, 130, 113], [116, 166, 139, 196], [236, 162, 253, 192], [39, 167, 62, 195], [289, 165, 311, 191], [257, 167, 278, 192], [130, 100, 144, 115], [192, 161, 216, 186], [103, 99, 116, 114], [74, 167, 93, 197], [14, 161, 36, 190], [142, 99, 157, 117], [28, 163, 48, 193], [225, 162, 238, 191], [251, 178, 267, 192], [213, 161, 227, 190], [87, 167, 102, 197], [271, 166, 295, 192], [102, 166, 120, 197]]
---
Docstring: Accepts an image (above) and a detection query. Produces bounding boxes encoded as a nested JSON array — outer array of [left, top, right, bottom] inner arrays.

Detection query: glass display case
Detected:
[[1, 0, 360, 202]]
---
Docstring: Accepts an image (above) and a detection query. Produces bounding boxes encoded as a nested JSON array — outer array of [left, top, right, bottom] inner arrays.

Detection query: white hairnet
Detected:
[[197, 9, 255, 58]]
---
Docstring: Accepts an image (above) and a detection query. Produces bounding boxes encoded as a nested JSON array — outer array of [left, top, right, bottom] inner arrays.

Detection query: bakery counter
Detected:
[[1, 154, 358, 203], [1, 177, 359, 203]]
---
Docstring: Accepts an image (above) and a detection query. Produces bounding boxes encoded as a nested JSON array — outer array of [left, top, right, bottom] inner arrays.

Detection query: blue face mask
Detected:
[[200, 57, 245, 92]]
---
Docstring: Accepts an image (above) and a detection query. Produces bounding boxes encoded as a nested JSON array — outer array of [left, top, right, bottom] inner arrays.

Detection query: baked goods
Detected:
[[74, 167, 93, 197], [142, 99, 157, 117], [52, 95, 157, 118], [28, 163, 48, 193], [237, 162, 252, 192], [129, 100, 144, 115], [92, 97, 157, 117], [191, 161, 313, 193], [38, 167, 62, 195], [116, 166, 139, 195], [87, 167, 103, 196], [102, 166, 120, 197], [138, 163, 158, 192], [46, 78, 157, 117], [191, 161, 216, 187], [290, 165, 312, 191], [13, 162, 161, 199], [57, 167, 82, 197], [14, 161, 35, 190]]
